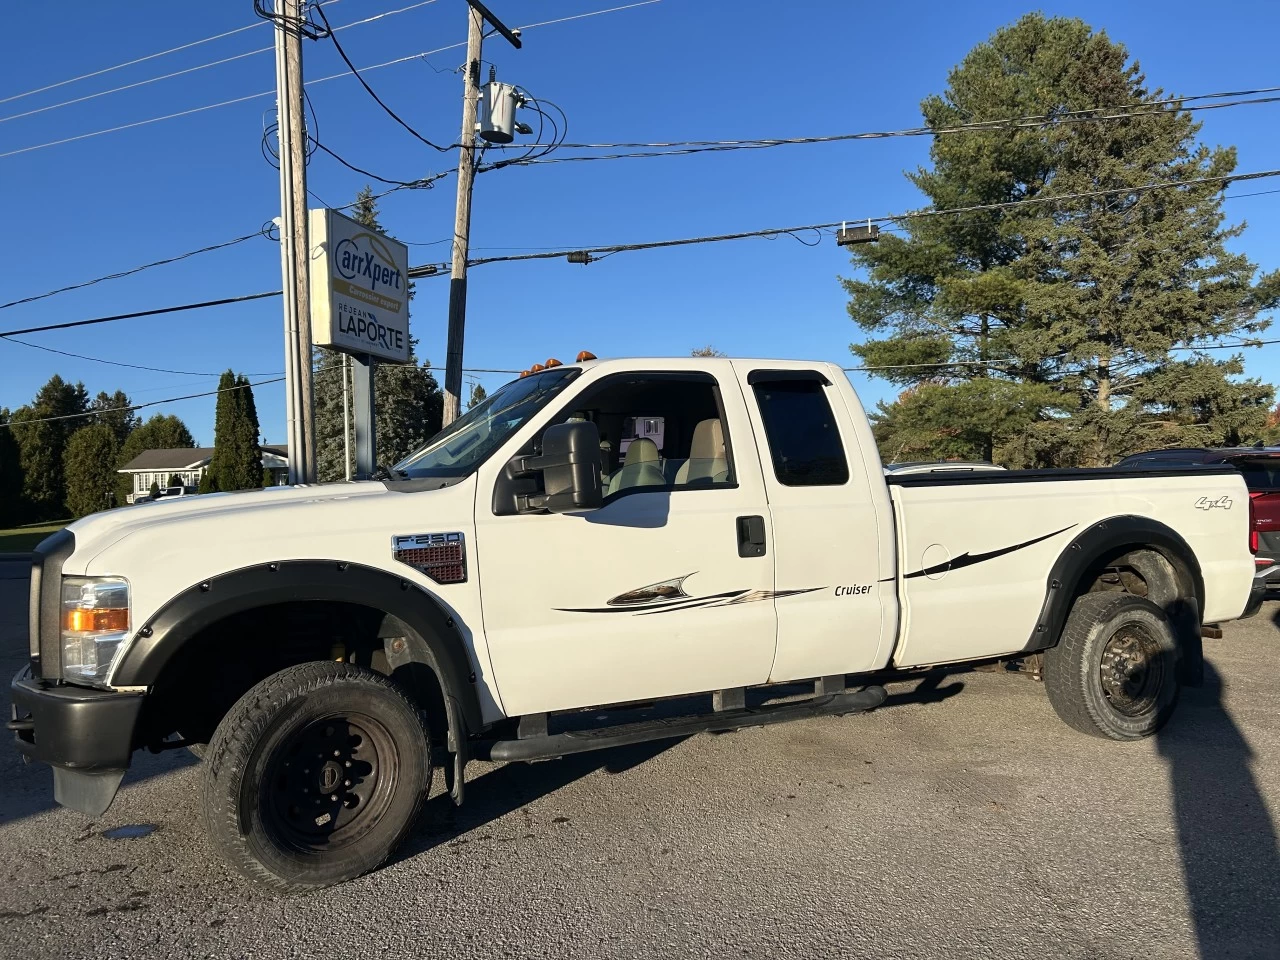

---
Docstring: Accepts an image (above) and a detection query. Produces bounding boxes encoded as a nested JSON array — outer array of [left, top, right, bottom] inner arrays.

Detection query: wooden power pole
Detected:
[[441, 5, 484, 428], [442, 0, 522, 427]]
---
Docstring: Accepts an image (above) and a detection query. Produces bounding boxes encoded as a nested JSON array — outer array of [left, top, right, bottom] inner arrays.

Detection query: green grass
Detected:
[[0, 521, 70, 554]]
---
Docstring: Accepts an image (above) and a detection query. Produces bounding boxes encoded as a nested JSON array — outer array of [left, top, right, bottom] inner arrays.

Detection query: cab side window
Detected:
[[751, 376, 850, 486], [560, 374, 734, 498]]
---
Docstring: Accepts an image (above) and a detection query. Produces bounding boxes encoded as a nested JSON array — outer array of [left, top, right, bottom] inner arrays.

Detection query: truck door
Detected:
[[737, 366, 896, 681], [474, 368, 779, 717]]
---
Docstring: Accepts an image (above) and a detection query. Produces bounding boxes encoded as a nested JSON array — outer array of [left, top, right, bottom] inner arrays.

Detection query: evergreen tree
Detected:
[[64, 423, 121, 518], [467, 382, 488, 410], [842, 14, 1280, 467], [149, 479, 160, 499], [167, 474, 183, 487], [9, 375, 89, 519], [115, 414, 195, 505], [89, 390, 138, 444], [313, 186, 439, 481], [206, 371, 263, 491], [0, 410, 25, 527]]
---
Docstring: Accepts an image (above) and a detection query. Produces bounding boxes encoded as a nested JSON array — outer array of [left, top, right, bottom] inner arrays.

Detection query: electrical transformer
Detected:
[[479, 82, 520, 144]]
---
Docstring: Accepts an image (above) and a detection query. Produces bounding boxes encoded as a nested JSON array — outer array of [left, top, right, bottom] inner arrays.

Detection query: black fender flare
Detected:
[[111, 560, 483, 736], [1024, 515, 1205, 655]]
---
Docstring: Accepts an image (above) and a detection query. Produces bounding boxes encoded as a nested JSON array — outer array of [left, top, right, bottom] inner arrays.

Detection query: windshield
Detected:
[[393, 367, 580, 478]]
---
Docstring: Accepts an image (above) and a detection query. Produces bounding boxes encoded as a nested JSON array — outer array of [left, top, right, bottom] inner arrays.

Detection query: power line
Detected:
[[462, 167, 1280, 267], [0, 22, 267, 107], [314, 1, 448, 152], [0, 1, 437, 126], [0, 334, 283, 378], [0, 1, 661, 161], [309, 138, 454, 188], [6, 168, 1277, 342], [0, 291, 281, 338], [0, 378, 287, 429], [490, 93, 1280, 167], [0, 229, 271, 312]]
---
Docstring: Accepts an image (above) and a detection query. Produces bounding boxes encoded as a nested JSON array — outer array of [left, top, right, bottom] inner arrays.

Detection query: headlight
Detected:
[[61, 577, 130, 683]]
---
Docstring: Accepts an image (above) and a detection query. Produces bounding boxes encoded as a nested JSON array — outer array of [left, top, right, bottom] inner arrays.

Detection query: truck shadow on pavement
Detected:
[[392, 673, 966, 867], [1157, 659, 1280, 959]]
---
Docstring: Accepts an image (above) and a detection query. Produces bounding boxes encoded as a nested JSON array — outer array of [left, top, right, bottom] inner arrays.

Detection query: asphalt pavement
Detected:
[[0, 560, 1277, 960]]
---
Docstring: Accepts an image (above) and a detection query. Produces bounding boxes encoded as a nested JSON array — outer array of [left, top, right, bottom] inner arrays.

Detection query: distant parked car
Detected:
[[1116, 446, 1280, 586], [883, 460, 1007, 476], [135, 486, 194, 504]]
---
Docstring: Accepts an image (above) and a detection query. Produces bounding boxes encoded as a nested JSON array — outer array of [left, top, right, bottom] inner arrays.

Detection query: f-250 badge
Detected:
[[1194, 496, 1233, 511]]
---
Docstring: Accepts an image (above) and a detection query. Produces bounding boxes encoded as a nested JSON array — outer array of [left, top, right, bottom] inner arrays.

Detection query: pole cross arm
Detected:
[[465, 0, 522, 48]]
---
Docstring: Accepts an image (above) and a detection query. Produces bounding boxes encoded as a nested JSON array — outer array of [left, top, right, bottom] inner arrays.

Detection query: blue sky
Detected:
[[2, 0, 1279, 446]]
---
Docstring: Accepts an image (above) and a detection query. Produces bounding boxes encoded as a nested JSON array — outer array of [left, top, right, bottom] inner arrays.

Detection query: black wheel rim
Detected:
[[263, 713, 399, 852], [1099, 624, 1165, 718]]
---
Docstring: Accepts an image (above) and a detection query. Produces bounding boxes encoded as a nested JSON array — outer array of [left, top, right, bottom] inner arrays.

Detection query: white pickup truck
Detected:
[[11, 356, 1266, 891]]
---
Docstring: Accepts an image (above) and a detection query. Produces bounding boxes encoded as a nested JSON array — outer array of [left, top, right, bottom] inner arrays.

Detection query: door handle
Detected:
[[737, 515, 767, 558]]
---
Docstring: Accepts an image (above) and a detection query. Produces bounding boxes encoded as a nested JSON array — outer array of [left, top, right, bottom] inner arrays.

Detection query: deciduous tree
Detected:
[[64, 423, 121, 518]]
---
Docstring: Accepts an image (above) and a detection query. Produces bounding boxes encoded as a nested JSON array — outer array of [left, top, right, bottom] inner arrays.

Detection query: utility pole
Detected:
[[441, 5, 483, 428], [442, 0, 522, 427], [273, 0, 316, 481]]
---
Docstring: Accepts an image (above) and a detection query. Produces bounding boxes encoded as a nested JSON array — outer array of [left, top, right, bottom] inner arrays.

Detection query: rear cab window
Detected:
[[749, 373, 850, 486]]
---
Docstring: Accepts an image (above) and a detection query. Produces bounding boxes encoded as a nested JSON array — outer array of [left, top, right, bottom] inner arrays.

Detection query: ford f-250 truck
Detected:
[[10, 356, 1267, 891]]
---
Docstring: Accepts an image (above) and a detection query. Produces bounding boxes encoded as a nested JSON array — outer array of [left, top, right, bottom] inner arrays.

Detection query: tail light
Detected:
[[1249, 494, 1259, 554]]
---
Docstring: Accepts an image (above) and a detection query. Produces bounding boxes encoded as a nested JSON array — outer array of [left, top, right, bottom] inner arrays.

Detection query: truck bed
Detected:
[[885, 463, 1251, 669]]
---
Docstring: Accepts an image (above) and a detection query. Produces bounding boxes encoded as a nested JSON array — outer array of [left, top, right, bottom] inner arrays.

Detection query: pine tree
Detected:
[[149, 479, 161, 499], [116, 414, 195, 505], [89, 390, 138, 444], [842, 14, 1280, 467], [206, 371, 263, 491], [0, 409, 24, 527], [467, 382, 488, 410], [9, 375, 89, 519], [64, 423, 121, 518], [313, 186, 439, 481]]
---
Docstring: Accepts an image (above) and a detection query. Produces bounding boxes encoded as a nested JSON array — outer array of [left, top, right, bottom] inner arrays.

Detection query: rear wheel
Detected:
[[1043, 593, 1179, 740], [201, 661, 431, 892]]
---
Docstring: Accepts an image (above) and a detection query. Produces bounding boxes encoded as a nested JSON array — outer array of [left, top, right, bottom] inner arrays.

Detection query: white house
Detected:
[[118, 445, 290, 503]]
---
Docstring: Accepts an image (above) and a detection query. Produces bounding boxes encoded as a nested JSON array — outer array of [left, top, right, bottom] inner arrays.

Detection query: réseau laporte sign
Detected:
[[309, 208, 411, 364]]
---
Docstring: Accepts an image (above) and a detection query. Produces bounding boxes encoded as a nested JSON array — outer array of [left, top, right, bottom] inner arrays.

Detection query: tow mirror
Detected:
[[515, 421, 603, 514]]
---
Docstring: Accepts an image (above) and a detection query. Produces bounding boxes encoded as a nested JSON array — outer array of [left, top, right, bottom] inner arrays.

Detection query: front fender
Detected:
[[109, 560, 483, 735]]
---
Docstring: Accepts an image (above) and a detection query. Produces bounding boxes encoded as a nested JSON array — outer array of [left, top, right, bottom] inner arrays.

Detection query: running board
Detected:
[[478, 685, 888, 763]]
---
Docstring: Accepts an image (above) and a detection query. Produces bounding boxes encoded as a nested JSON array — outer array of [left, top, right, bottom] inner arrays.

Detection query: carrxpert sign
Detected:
[[309, 208, 411, 364]]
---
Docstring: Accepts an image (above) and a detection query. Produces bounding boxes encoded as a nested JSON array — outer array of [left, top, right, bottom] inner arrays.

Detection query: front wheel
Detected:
[[1043, 593, 1179, 741], [201, 662, 432, 892]]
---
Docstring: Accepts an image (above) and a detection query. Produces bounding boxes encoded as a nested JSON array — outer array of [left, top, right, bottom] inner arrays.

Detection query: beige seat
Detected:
[[607, 437, 665, 495], [675, 419, 728, 485]]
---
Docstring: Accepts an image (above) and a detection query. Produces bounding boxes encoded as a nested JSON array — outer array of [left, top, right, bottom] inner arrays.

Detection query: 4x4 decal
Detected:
[[1195, 495, 1233, 511]]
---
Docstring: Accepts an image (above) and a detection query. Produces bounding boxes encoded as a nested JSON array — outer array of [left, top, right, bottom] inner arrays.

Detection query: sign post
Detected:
[[309, 209, 412, 479]]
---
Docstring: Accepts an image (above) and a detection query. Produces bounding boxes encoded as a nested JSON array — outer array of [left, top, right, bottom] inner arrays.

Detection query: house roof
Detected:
[[118, 445, 289, 472]]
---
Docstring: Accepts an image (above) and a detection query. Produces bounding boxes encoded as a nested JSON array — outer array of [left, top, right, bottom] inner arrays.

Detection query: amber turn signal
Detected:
[[64, 607, 129, 633]]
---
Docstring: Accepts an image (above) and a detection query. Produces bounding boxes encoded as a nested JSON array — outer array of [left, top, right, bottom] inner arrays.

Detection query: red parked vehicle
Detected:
[[1116, 446, 1280, 588]]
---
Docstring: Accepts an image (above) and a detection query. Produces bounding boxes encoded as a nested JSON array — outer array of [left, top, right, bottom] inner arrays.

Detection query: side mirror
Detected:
[[517, 421, 603, 514]]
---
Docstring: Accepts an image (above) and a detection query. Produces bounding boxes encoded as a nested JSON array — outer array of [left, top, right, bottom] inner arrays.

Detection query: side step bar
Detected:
[[478, 685, 888, 764]]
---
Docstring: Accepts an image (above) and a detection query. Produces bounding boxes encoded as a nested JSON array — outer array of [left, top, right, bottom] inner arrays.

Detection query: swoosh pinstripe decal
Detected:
[[557, 585, 825, 615], [901, 524, 1076, 580]]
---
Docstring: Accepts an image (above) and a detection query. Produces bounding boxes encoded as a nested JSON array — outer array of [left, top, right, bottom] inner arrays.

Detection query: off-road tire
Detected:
[[201, 662, 431, 892], [1043, 593, 1179, 741]]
